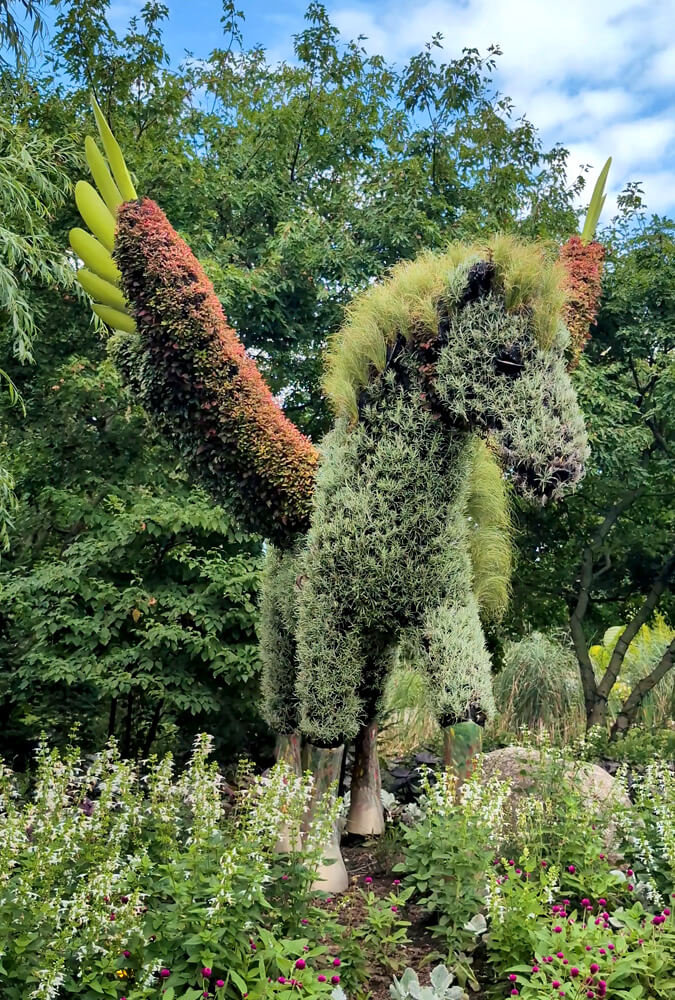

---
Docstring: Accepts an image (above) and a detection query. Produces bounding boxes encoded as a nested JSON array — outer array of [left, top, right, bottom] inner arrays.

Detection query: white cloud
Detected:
[[328, 0, 675, 215]]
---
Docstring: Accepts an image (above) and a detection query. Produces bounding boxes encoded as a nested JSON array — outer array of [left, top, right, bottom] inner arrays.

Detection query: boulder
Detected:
[[480, 746, 630, 853]]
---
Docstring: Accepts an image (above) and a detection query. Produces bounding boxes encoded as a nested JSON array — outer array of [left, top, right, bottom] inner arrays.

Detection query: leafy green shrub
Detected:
[[394, 767, 508, 955], [491, 633, 585, 744], [0, 735, 342, 999], [573, 724, 675, 766], [0, 490, 263, 762]]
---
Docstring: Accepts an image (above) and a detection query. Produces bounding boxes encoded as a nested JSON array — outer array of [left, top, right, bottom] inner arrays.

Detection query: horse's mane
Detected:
[[322, 234, 568, 423]]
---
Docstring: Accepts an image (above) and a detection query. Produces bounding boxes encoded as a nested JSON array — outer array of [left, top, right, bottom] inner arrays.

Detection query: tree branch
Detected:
[[611, 636, 675, 738], [569, 491, 642, 715], [597, 548, 675, 700]]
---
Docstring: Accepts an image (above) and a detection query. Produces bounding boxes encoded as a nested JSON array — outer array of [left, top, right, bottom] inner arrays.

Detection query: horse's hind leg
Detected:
[[259, 544, 303, 773]]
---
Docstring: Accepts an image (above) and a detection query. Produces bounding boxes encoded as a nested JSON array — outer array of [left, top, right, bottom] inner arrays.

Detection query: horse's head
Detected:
[[324, 234, 589, 506], [429, 239, 589, 503]]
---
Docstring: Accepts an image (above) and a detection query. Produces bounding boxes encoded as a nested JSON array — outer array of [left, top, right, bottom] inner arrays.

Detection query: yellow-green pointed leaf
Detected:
[[92, 303, 136, 333], [91, 95, 137, 201], [85, 136, 123, 214], [69, 227, 121, 284], [75, 181, 116, 251], [77, 268, 127, 311], [581, 157, 612, 244]]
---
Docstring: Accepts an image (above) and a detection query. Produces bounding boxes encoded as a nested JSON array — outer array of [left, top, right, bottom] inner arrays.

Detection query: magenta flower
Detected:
[[553, 926, 563, 933], [509, 974, 517, 982], [598, 898, 606, 906], [202, 968, 212, 978], [364, 876, 373, 884], [510, 991, 518, 996], [295, 959, 306, 970], [531, 965, 539, 973], [391, 905, 398, 912], [160, 969, 171, 979], [216, 982, 225, 989], [278, 977, 286, 984], [393, 879, 401, 885], [568, 865, 575, 874], [123, 950, 131, 958], [331, 975, 340, 985], [556, 952, 564, 959], [552, 982, 560, 989], [590, 963, 599, 973], [333, 958, 341, 967], [317, 975, 326, 983], [664, 908, 671, 916], [570, 968, 580, 977]]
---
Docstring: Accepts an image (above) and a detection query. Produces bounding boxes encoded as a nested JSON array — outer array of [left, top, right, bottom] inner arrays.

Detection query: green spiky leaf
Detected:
[[580, 157, 611, 244]]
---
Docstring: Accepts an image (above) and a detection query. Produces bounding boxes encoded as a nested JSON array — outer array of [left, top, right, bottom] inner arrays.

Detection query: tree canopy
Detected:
[[0, 0, 672, 760]]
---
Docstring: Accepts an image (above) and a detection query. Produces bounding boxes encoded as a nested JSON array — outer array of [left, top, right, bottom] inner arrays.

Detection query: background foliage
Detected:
[[0, 0, 672, 762]]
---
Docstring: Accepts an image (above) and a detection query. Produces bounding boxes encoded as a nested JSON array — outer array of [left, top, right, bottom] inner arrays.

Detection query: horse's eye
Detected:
[[494, 342, 524, 378]]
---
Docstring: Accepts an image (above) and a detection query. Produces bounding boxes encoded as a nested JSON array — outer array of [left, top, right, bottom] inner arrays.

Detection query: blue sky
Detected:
[[44, 1, 675, 218]]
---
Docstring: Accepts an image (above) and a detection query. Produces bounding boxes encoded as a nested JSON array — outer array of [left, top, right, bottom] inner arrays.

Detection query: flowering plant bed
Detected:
[[1, 739, 673, 1000]]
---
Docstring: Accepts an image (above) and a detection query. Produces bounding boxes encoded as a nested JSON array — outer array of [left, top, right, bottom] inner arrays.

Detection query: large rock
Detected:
[[480, 746, 630, 853]]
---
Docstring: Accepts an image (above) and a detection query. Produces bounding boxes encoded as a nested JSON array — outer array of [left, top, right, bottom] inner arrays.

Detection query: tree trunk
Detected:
[[142, 699, 163, 759], [346, 720, 384, 836], [611, 637, 675, 739], [303, 742, 349, 893], [107, 696, 117, 739], [443, 720, 482, 785], [122, 690, 133, 759]]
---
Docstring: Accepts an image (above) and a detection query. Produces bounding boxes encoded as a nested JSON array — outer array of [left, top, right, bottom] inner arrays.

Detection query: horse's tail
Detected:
[[69, 98, 318, 546]]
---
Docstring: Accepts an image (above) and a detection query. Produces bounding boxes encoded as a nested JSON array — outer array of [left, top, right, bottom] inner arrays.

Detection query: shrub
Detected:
[[491, 633, 585, 744], [394, 766, 508, 955], [614, 761, 675, 904], [0, 736, 341, 999]]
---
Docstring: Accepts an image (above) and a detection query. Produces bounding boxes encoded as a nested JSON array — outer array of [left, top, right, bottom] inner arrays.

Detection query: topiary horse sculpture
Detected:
[[68, 99, 606, 891]]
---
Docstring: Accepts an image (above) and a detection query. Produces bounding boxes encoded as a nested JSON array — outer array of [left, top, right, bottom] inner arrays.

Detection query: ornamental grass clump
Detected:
[[491, 633, 586, 744], [0, 736, 341, 999]]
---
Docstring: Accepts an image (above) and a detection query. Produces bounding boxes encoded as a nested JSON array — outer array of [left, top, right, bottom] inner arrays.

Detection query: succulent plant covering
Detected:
[[70, 98, 319, 546], [112, 198, 319, 544], [559, 235, 605, 367], [262, 239, 590, 747]]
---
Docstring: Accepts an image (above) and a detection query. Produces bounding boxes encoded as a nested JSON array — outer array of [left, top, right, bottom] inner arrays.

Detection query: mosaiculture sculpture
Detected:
[[69, 99, 608, 890]]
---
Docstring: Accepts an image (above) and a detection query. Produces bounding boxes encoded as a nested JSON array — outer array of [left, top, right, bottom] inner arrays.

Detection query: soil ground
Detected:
[[323, 842, 489, 1000]]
